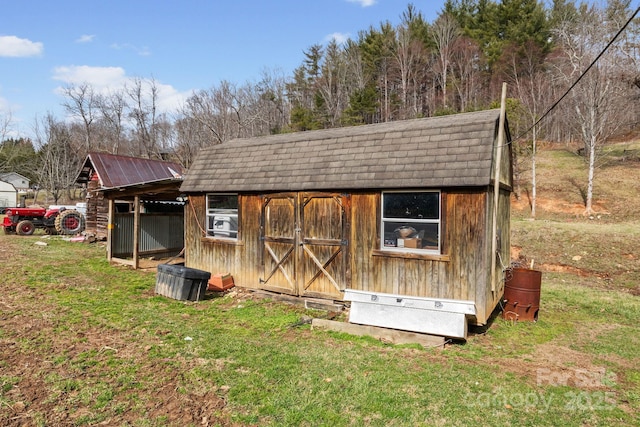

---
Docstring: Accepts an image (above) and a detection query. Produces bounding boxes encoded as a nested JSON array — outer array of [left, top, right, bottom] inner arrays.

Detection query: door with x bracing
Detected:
[[260, 192, 350, 300]]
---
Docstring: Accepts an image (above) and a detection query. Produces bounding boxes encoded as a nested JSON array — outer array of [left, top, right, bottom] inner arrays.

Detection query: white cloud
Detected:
[[76, 34, 95, 43], [154, 82, 192, 112], [325, 32, 350, 44], [110, 42, 151, 56], [52, 65, 191, 114], [0, 36, 43, 57], [52, 65, 128, 89], [347, 0, 376, 7]]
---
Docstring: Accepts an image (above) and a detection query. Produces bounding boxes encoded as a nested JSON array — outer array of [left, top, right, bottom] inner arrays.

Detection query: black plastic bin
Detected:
[[155, 264, 211, 301]]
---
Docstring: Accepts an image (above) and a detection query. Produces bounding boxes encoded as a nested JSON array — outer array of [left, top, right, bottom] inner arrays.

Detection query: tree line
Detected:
[[1, 0, 638, 212]]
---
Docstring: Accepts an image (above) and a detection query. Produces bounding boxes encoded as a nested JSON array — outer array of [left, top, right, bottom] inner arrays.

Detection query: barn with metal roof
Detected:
[[76, 153, 185, 269]]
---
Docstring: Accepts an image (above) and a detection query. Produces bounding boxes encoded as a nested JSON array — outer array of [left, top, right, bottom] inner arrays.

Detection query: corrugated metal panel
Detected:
[[113, 214, 134, 256], [140, 214, 184, 252], [113, 213, 183, 257], [78, 152, 183, 187]]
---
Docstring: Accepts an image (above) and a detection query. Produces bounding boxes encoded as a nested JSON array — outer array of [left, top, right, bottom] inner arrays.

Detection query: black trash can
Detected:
[[156, 264, 211, 301]]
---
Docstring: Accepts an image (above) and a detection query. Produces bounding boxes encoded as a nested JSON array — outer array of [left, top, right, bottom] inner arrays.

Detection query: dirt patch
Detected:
[[498, 341, 617, 389], [512, 195, 610, 216], [0, 246, 232, 426], [538, 263, 592, 276], [1, 355, 230, 427], [0, 316, 231, 427]]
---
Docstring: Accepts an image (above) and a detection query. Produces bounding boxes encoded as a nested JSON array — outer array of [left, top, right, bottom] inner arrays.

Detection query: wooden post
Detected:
[[107, 198, 114, 262], [491, 83, 507, 293], [133, 195, 140, 270]]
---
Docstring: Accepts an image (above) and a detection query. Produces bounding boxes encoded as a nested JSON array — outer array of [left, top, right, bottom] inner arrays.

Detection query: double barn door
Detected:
[[259, 192, 350, 300]]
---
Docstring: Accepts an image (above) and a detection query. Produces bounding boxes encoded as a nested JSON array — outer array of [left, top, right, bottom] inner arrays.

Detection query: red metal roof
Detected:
[[76, 152, 183, 189]]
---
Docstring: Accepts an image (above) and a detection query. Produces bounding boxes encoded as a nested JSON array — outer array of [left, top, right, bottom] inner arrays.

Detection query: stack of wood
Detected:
[[85, 178, 109, 240]]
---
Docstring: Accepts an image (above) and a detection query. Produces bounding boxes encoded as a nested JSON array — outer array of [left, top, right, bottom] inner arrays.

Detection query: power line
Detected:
[[512, 6, 640, 143]]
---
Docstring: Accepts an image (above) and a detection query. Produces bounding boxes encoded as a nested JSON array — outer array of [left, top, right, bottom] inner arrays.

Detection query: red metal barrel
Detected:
[[502, 268, 542, 321]]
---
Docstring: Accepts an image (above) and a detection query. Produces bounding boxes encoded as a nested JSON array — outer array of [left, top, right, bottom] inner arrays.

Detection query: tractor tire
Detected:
[[55, 210, 85, 235], [16, 220, 35, 236], [3, 226, 15, 235]]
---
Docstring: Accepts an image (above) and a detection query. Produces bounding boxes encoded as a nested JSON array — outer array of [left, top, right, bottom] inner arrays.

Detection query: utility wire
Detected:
[[512, 6, 640, 143]]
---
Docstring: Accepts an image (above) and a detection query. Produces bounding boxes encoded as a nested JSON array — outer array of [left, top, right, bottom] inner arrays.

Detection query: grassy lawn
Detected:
[[1, 224, 638, 426], [1, 144, 639, 426]]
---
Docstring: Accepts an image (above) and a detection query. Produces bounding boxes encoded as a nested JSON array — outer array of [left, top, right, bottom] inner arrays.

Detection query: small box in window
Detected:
[[397, 238, 422, 248], [208, 273, 235, 291]]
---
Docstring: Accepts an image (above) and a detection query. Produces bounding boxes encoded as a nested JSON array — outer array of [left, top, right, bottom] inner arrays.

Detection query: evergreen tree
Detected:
[[0, 138, 38, 183], [342, 85, 379, 125], [358, 22, 397, 122], [499, 0, 551, 54]]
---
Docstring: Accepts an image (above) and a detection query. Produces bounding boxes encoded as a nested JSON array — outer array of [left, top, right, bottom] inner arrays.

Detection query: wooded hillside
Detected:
[[1, 1, 639, 209]]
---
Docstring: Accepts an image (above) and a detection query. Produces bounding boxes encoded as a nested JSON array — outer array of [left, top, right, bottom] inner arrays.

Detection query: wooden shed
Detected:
[[76, 152, 184, 239], [75, 153, 185, 269], [180, 109, 512, 338]]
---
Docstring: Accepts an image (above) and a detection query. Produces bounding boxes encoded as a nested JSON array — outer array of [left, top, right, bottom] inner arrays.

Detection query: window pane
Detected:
[[208, 194, 238, 210], [207, 194, 239, 239], [208, 214, 238, 238], [383, 192, 439, 219], [382, 221, 439, 249]]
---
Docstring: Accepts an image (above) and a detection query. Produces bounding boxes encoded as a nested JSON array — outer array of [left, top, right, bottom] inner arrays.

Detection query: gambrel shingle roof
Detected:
[[181, 109, 508, 193]]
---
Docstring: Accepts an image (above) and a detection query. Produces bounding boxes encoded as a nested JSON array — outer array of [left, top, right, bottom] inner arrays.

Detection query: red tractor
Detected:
[[2, 206, 85, 236]]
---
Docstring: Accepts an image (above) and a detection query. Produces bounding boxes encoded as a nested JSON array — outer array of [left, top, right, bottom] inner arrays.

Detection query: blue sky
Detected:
[[0, 0, 447, 139]]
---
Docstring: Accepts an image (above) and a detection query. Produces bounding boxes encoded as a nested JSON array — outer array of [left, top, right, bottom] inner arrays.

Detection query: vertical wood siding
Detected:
[[350, 191, 485, 301], [185, 194, 262, 288], [185, 187, 509, 325]]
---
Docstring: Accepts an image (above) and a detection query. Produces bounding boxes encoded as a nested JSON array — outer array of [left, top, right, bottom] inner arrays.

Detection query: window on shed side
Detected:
[[206, 193, 238, 239], [381, 191, 441, 253]]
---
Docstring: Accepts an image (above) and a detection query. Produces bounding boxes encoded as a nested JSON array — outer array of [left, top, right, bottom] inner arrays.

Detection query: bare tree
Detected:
[[0, 110, 11, 141], [316, 40, 348, 127], [127, 77, 159, 158], [34, 114, 81, 204], [343, 40, 367, 93], [96, 89, 127, 154], [503, 40, 553, 216], [393, 23, 429, 119], [173, 115, 205, 168], [552, 3, 631, 214], [0, 111, 14, 171], [450, 36, 485, 112], [431, 13, 460, 110], [254, 67, 291, 135], [181, 83, 237, 145], [61, 83, 96, 155]]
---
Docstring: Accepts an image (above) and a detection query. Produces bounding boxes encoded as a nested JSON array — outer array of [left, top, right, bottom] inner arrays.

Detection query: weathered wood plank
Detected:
[[252, 290, 345, 312], [185, 189, 503, 326]]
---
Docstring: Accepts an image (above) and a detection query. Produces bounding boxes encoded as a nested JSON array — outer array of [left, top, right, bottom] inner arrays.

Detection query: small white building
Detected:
[[0, 180, 17, 212], [0, 172, 30, 192]]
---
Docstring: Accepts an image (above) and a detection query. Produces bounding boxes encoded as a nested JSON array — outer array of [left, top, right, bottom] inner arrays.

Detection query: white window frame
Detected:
[[380, 190, 441, 254], [206, 193, 239, 240]]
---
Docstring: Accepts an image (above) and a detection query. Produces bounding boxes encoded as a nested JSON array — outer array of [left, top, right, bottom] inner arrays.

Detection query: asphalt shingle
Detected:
[[181, 109, 506, 193]]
